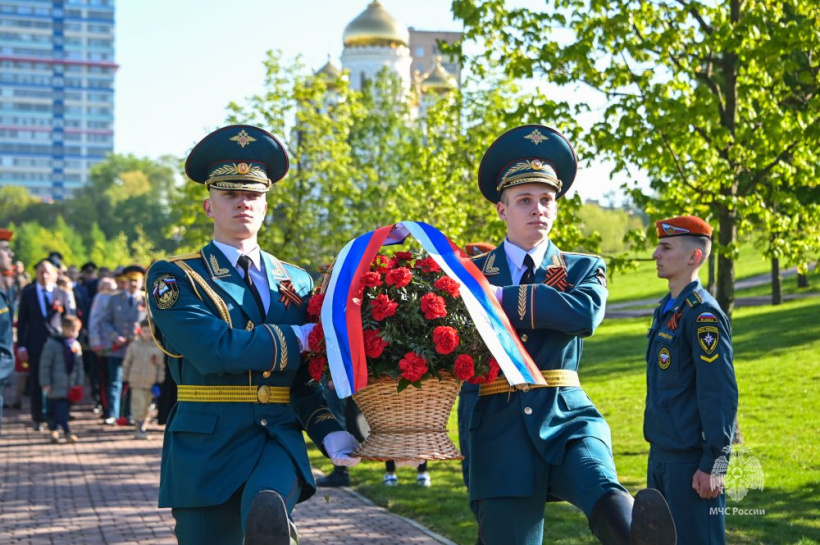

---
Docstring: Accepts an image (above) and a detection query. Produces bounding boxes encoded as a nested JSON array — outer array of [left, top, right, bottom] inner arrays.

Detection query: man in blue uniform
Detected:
[[468, 124, 676, 545], [146, 125, 360, 545], [0, 228, 15, 435], [645, 216, 738, 545]]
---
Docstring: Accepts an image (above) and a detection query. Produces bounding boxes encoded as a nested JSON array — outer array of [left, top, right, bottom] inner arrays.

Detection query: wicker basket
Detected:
[[351, 372, 464, 462]]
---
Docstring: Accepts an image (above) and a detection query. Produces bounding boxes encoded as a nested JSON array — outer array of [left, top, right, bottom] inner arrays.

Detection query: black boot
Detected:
[[630, 488, 676, 545], [245, 490, 296, 545], [588, 489, 676, 545], [316, 465, 350, 487]]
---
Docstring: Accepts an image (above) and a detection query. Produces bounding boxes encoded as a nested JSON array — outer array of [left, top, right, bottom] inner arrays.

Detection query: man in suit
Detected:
[[146, 124, 360, 545], [97, 264, 146, 424], [16, 258, 60, 430], [467, 125, 676, 545]]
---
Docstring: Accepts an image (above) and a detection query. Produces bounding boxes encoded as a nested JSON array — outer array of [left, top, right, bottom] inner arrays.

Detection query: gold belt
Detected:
[[478, 370, 580, 396], [177, 385, 290, 404]]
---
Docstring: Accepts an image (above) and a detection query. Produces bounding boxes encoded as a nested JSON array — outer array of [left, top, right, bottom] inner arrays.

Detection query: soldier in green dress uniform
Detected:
[[645, 215, 738, 544], [467, 124, 676, 545], [146, 125, 360, 545]]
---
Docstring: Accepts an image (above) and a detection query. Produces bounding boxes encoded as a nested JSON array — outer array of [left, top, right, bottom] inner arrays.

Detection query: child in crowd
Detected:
[[122, 319, 165, 439], [48, 275, 77, 334], [39, 315, 84, 444]]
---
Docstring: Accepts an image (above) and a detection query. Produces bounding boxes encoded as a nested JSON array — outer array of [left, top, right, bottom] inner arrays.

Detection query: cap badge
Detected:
[[531, 159, 543, 170], [524, 128, 547, 145], [237, 162, 250, 174], [230, 129, 256, 148], [663, 223, 690, 235]]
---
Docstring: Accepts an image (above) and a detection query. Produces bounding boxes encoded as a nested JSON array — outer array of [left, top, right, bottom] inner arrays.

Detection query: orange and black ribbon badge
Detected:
[[665, 309, 683, 331], [278, 280, 302, 309], [544, 267, 573, 291]]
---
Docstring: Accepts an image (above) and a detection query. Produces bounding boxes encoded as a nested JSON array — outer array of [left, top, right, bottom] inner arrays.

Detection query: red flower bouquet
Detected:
[[306, 249, 499, 391]]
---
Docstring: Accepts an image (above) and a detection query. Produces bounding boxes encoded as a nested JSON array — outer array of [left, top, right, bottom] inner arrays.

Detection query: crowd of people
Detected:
[[0, 122, 739, 545], [0, 250, 176, 442]]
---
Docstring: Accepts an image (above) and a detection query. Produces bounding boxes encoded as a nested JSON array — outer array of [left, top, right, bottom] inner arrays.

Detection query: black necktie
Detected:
[[238, 255, 265, 317], [41, 288, 51, 317], [521, 254, 536, 285]]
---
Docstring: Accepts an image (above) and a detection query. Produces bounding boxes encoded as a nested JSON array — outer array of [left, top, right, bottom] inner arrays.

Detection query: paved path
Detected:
[[0, 404, 453, 545], [606, 266, 818, 318]]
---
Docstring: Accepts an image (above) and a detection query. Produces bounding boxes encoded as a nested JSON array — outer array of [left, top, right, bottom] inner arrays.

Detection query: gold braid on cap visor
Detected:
[[204, 162, 271, 192], [496, 160, 563, 193]]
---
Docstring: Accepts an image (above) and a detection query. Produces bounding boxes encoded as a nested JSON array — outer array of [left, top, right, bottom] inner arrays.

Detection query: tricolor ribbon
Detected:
[[321, 221, 545, 398]]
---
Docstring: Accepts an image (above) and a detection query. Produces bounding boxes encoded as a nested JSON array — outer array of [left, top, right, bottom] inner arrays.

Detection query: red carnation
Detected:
[[432, 325, 460, 355], [308, 354, 327, 383], [469, 357, 501, 384], [308, 322, 325, 352], [399, 351, 428, 382], [420, 292, 447, 320], [307, 292, 325, 318], [486, 357, 500, 382], [385, 267, 413, 288], [453, 354, 475, 381], [372, 255, 394, 274], [370, 294, 398, 321], [415, 257, 441, 273], [394, 251, 413, 261], [434, 276, 460, 297], [361, 271, 383, 288], [363, 328, 388, 358]]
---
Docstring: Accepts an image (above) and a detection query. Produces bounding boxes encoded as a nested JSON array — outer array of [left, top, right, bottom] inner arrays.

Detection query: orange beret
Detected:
[[464, 242, 496, 256], [656, 216, 712, 239], [0, 228, 13, 241]]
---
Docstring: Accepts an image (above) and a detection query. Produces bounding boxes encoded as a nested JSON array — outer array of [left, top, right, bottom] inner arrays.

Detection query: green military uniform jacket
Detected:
[[644, 280, 738, 473], [147, 242, 342, 509], [468, 241, 611, 500]]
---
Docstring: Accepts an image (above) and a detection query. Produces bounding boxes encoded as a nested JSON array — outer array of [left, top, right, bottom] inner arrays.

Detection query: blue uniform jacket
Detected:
[[468, 241, 611, 500], [146, 242, 343, 509], [0, 288, 13, 381], [644, 280, 738, 473]]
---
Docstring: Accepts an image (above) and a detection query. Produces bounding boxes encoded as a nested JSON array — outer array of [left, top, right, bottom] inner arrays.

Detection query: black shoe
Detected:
[[316, 466, 350, 487], [245, 490, 295, 545], [630, 489, 676, 545]]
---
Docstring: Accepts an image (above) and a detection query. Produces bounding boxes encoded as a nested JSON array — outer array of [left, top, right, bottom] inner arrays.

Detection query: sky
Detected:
[[114, 0, 631, 203]]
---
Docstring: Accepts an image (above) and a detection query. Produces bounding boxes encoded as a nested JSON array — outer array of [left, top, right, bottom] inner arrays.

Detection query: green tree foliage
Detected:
[[65, 153, 181, 254], [452, 0, 820, 316], [167, 50, 607, 272]]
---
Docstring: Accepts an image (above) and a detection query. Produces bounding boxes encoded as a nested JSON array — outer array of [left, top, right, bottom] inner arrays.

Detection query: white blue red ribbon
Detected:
[[321, 221, 544, 398]]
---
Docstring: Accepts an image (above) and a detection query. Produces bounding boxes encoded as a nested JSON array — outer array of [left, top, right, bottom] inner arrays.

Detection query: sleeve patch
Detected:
[[151, 275, 180, 310], [697, 312, 718, 323], [697, 326, 719, 354]]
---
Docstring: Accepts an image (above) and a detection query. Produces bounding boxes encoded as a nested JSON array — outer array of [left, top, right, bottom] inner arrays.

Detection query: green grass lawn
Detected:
[[308, 295, 820, 544]]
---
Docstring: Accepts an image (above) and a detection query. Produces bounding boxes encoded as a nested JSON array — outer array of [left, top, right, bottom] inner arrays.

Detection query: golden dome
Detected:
[[343, 1, 409, 48], [315, 57, 342, 79], [420, 57, 457, 93]]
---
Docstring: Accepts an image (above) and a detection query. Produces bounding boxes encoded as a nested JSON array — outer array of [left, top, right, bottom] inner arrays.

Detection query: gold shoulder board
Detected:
[[167, 251, 202, 262]]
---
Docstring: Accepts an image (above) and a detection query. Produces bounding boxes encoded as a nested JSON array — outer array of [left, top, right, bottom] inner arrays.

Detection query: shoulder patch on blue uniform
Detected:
[[152, 274, 180, 310], [697, 326, 719, 354], [697, 312, 718, 323], [658, 347, 671, 369]]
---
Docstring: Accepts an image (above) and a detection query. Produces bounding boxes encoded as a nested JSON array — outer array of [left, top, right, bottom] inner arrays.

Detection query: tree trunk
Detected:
[[716, 205, 737, 318], [797, 273, 809, 288], [708, 252, 717, 296], [771, 257, 782, 305]]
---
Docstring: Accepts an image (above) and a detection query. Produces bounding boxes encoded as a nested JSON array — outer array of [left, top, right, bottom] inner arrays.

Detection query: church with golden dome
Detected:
[[319, 0, 461, 114]]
